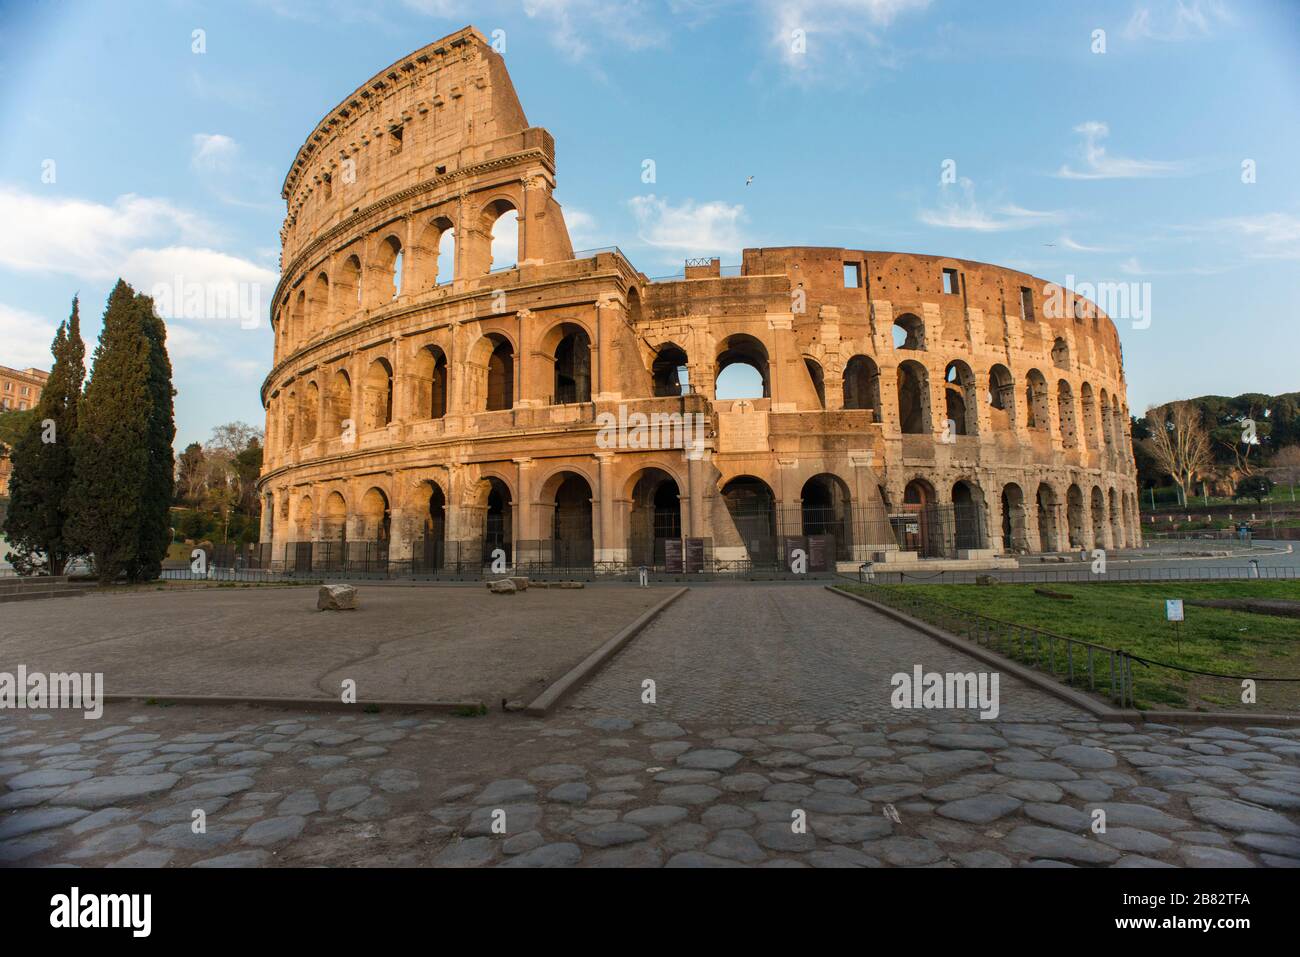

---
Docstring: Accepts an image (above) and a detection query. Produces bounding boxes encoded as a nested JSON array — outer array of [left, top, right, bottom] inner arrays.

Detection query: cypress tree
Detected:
[[126, 291, 176, 582], [65, 280, 152, 584], [2, 297, 85, 575]]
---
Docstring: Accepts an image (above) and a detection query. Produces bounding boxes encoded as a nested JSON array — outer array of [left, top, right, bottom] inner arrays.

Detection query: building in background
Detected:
[[0, 364, 50, 497]]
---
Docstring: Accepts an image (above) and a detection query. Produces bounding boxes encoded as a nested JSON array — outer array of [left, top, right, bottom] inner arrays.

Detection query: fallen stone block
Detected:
[[486, 579, 517, 595], [317, 584, 359, 611]]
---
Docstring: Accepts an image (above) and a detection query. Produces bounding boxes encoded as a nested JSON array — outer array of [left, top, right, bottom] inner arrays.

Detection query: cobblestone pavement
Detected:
[[3, 704, 1298, 868], [568, 586, 1084, 723]]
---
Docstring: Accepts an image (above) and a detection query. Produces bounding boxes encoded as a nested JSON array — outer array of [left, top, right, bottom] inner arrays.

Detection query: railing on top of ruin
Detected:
[[649, 264, 743, 282]]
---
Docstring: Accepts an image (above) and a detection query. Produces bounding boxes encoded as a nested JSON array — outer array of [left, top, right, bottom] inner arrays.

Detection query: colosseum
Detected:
[[258, 26, 1142, 576]]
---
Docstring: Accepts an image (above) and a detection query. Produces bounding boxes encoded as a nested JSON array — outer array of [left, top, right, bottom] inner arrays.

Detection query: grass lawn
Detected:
[[844, 581, 1300, 713]]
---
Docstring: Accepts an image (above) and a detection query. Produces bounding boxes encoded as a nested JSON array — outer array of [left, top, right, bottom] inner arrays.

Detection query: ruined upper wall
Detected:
[[279, 26, 546, 266], [740, 246, 1125, 374]]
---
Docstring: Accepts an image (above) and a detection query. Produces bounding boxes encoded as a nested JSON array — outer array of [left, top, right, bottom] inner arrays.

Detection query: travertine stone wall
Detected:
[[258, 27, 1142, 565]]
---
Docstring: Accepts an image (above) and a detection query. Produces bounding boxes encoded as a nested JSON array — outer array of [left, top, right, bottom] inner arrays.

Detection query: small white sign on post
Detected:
[[1165, 599, 1184, 622]]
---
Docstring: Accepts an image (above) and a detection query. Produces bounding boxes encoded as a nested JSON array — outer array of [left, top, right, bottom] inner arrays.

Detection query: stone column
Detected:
[[687, 452, 706, 539], [594, 451, 620, 563], [594, 294, 622, 402], [515, 309, 535, 406], [514, 457, 534, 548]]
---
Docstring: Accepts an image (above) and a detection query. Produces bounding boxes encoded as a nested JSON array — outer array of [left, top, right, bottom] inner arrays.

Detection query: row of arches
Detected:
[[272, 325, 593, 450], [277, 463, 1140, 568], [276, 198, 521, 353]]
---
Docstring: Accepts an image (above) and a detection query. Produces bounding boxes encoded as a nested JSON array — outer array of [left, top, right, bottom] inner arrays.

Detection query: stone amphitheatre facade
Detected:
[[257, 26, 1141, 574]]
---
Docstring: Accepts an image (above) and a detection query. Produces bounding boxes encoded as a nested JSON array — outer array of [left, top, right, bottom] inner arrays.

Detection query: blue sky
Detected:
[[1, 0, 1297, 449]]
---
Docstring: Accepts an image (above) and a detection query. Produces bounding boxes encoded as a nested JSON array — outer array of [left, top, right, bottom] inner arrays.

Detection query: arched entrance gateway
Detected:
[[1001, 483, 1028, 553], [481, 477, 512, 567], [801, 474, 853, 563], [549, 473, 594, 567], [628, 469, 682, 567], [951, 480, 988, 551], [721, 476, 777, 564], [414, 481, 446, 572]]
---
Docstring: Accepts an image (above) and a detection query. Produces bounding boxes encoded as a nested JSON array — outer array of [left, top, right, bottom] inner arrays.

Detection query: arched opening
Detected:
[[301, 381, 319, 442], [1099, 390, 1114, 447], [292, 290, 306, 344], [359, 487, 391, 542], [376, 235, 403, 301], [1036, 483, 1061, 552], [1090, 486, 1107, 549], [321, 491, 347, 545], [843, 355, 881, 418], [988, 363, 1015, 431], [1066, 483, 1086, 548], [487, 337, 514, 411], [1057, 380, 1078, 448], [437, 226, 456, 285], [416, 216, 455, 288], [481, 199, 519, 275], [309, 272, 329, 336], [294, 496, 315, 542], [898, 478, 937, 555], [1081, 383, 1099, 449], [326, 369, 352, 439], [1109, 488, 1124, 548], [715, 334, 769, 399], [897, 359, 931, 434], [801, 473, 853, 562], [336, 255, 361, 319], [944, 360, 978, 437], [1001, 483, 1027, 553], [952, 480, 988, 550], [416, 481, 446, 571], [1025, 369, 1051, 431], [362, 358, 394, 431], [721, 476, 777, 564], [550, 473, 594, 567], [412, 345, 448, 420], [628, 469, 681, 567], [804, 357, 826, 408], [554, 325, 592, 404], [652, 343, 690, 397], [282, 391, 297, 450], [482, 477, 512, 566], [627, 287, 644, 325], [892, 313, 925, 350], [1051, 336, 1070, 370]]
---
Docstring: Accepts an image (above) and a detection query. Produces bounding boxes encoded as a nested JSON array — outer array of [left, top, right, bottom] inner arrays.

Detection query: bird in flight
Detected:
[[745, 176, 754, 186]]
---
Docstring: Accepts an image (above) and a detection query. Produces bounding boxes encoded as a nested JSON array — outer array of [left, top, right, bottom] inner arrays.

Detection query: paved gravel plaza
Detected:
[[0, 583, 1298, 868], [569, 585, 1083, 723], [0, 584, 669, 705]]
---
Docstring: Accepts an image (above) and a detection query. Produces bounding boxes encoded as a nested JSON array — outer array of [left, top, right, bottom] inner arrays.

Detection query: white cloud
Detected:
[[1059, 235, 1115, 253], [628, 194, 749, 255], [919, 178, 1064, 232], [0, 303, 59, 370], [1206, 212, 1300, 260], [0, 186, 277, 328], [1124, 1, 1231, 42], [516, 1, 668, 62], [763, 0, 930, 78], [0, 186, 207, 278], [1057, 121, 1186, 180], [191, 133, 239, 173]]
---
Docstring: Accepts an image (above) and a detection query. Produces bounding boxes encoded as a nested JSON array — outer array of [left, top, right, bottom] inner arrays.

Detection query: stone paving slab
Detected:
[[568, 586, 1084, 723], [0, 584, 669, 705], [3, 703, 1297, 868]]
